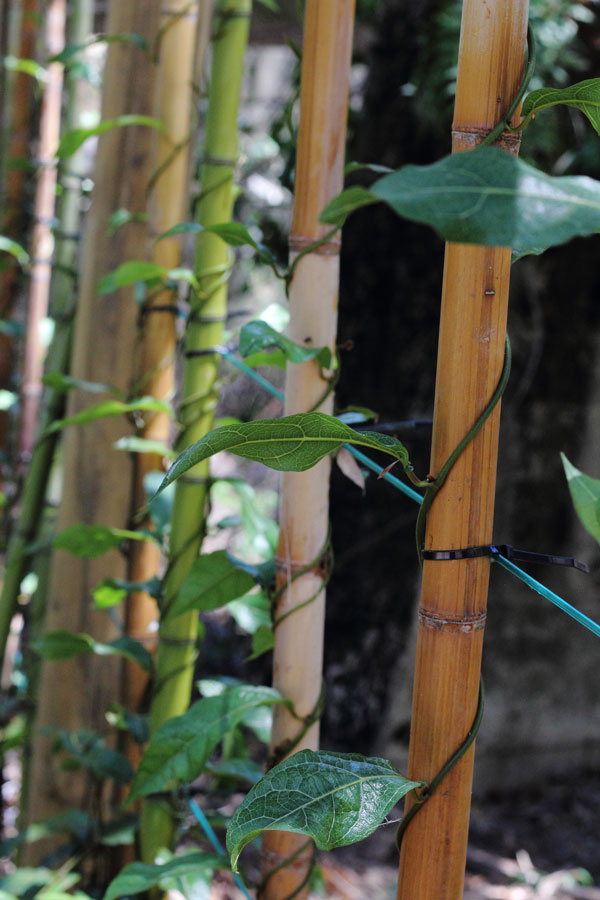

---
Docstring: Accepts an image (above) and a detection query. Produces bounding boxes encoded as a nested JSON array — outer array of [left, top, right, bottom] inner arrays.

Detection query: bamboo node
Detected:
[[451, 128, 521, 154], [418, 609, 487, 632], [289, 234, 341, 256]]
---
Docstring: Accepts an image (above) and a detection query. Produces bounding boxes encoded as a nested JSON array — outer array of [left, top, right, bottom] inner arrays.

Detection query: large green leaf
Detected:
[[226, 750, 423, 871], [103, 852, 226, 900], [165, 550, 256, 621], [128, 685, 286, 801], [321, 147, 600, 260], [96, 260, 167, 294], [47, 396, 173, 433], [522, 78, 600, 135], [561, 453, 600, 544], [56, 115, 165, 159], [33, 630, 152, 671], [54, 523, 154, 558], [156, 412, 409, 493], [239, 320, 332, 368]]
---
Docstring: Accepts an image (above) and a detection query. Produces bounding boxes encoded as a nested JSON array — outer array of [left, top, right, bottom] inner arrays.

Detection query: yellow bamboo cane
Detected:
[[396, 3, 529, 898], [258, 3, 355, 899]]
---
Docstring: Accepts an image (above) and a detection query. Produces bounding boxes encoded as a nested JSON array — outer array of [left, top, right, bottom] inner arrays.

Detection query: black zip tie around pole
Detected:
[[422, 543, 589, 573]]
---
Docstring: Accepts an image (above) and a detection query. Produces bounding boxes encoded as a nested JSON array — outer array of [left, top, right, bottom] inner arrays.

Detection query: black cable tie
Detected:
[[141, 303, 182, 316], [187, 312, 227, 324], [421, 543, 589, 573], [184, 347, 224, 358]]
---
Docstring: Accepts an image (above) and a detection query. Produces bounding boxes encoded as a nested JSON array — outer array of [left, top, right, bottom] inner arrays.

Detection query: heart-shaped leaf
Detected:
[[321, 147, 600, 261], [561, 452, 600, 544], [239, 320, 332, 368], [156, 412, 409, 493], [226, 749, 424, 871], [164, 550, 257, 620], [522, 77, 600, 135], [103, 852, 227, 900], [127, 685, 286, 801]]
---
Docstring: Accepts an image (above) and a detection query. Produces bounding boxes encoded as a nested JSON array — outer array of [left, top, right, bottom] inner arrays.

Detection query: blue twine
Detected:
[[188, 797, 254, 900], [220, 348, 600, 640]]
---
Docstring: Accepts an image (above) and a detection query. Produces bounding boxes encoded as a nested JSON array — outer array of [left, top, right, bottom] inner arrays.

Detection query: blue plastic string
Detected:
[[219, 348, 600, 640], [188, 797, 254, 900]]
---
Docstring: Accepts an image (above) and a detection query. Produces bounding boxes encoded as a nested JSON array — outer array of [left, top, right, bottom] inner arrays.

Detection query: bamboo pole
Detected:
[[24, 0, 162, 860], [139, 0, 251, 865], [396, 3, 529, 898], [20, 0, 66, 457], [0, 0, 39, 452], [258, 4, 355, 899], [124, 0, 200, 771], [0, 0, 93, 685]]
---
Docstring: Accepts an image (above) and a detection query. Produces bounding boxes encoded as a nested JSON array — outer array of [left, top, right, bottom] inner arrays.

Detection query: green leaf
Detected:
[[158, 222, 280, 271], [522, 78, 600, 135], [51, 729, 133, 785], [165, 550, 257, 621], [156, 412, 409, 492], [205, 758, 264, 785], [93, 575, 161, 609], [561, 453, 600, 544], [57, 115, 165, 159], [47, 396, 173, 433], [247, 623, 274, 660], [107, 208, 148, 237], [113, 435, 175, 457], [239, 320, 332, 368], [2, 55, 46, 80], [49, 32, 148, 65], [226, 750, 424, 871], [228, 590, 271, 633], [257, 0, 279, 10], [42, 371, 122, 396], [32, 631, 152, 671], [96, 260, 167, 294], [319, 185, 379, 227], [32, 631, 94, 660], [363, 147, 600, 260], [242, 349, 287, 370], [0, 236, 30, 267], [105, 704, 149, 745], [54, 523, 153, 558], [128, 685, 286, 801], [103, 852, 226, 900], [344, 161, 394, 175]]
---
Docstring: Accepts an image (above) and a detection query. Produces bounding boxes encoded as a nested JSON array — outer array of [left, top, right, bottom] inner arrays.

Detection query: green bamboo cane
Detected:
[[139, 0, 252, 864], [0, 0, 94, 666]]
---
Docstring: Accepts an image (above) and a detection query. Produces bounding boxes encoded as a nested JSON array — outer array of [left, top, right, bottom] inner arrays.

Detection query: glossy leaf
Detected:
[[96, 261, 167, 294], [164, 550, 257, 620], [321, 147, 600, 260], [522, 78, 600, 135], [47, 396, 173, 433], [156, 412, 410, 493], [240, 320, 332, 368], [103, 852, 226, 900], [57, 115, 165, 159], [319, 185, 378, 227], [561, 453, 600, 543], [157, 221, 280, 271], [226, 750, 424, 871], [369, 147, 600, 259], [128, 685, 286, 801], [54, 523, 153, 558], [32, 630, 152, 671], [248, 623, 274, 660], [228, 590, 271, 633], [0, 236, 30, 267], [205, 758, 264, 785]]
